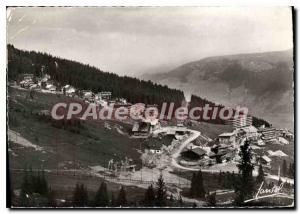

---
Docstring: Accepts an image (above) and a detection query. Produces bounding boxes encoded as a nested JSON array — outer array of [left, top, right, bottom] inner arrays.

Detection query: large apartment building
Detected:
[[225, 114, 252, 129]]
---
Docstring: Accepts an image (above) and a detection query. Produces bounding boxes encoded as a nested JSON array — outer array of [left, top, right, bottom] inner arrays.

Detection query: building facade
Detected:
[[225, 114, 252, 129]]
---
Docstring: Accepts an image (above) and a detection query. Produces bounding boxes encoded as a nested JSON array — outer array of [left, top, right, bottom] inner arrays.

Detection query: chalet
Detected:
[[257, 155, 272, 168], [255, 139, 266, 147], [38, 110, 51, 116], [132, 121, 151, 137], [22, 73, 34, 82], [62, 85, 76, 97], [46, 84, 56, 92], [239, 125, 259, 140], [282, 131, 293, 140], [97, 91, 112, 100], [147, 145, 162, 154], [20, 80, 34, 88], [144, 140, 163, 154], [181, 147, 206, 161], [40, 74, 51, 83], [267, 150, 287, 157], [29, 84, 39, 90], [108, 100, 116, 106], [144, 118, 160, 130], [81, 90, 93, 100], [38, 77, 53, 89], [221, 152, 236, 162], [116, 97, 127, 104], [95, 93, 101, 101], [259, 127, 279, 142], [218, 132, 236, 144], [210, 143, 236, 162], [175, 128, 187, 136], [96, 99, 108, 107], [177, 123, 184, 127]]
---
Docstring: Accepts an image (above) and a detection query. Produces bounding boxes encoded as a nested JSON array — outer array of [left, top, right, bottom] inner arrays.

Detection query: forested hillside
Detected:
[[7, 45, 184, 107], [189, 95, 271, 127]]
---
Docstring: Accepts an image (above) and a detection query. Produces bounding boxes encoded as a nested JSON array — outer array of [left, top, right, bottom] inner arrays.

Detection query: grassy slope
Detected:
[[189, 120, 234, 140], [8, 87, 143, 170]]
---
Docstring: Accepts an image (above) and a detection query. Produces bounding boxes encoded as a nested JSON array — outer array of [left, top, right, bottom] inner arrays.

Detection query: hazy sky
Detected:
[[7, 7, 293, 76]]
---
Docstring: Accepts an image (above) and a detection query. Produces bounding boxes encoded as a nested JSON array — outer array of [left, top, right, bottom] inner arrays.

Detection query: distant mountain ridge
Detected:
[[143, 49, 294, 130]]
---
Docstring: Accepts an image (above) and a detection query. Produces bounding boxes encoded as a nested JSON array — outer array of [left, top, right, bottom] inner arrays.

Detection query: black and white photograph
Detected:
[[6, 6, 295, 208]]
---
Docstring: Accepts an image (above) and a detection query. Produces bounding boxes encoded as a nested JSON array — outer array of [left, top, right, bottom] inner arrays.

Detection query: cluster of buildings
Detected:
[[19, 73, 55, 91], [17, 73, 130, 108], [178, 115, 292, 171], [179, 141, 237, 167], [130, 111, 292, 171], [60, 87, 129, 107]]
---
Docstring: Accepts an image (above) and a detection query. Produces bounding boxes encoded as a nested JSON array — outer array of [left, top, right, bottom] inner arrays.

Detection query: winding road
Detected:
[[171, 129, 201, 171]]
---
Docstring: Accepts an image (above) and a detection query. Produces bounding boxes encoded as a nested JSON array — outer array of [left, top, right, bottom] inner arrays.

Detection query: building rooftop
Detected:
[[132, 121, 150, 133], [219, 132, 235, 137], [182, 146, 206, 156], [261, 155, 272, 163], [132, 122, 139, 132], [240, 125, 258, 133]]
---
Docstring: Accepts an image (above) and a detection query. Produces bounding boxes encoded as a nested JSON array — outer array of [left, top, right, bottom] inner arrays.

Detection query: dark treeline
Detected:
[[189, 95, 225, 124], [281, 159, 294, 179], [189, 94, 271, 127], [67, 174, 185, 207], [7, 44, 184, 108], [14, 170, 185, 207], [16, 167, 55, 207]]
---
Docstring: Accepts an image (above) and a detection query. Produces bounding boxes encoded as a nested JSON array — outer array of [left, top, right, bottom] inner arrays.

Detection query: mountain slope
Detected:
[[144, 50, 294, 130]]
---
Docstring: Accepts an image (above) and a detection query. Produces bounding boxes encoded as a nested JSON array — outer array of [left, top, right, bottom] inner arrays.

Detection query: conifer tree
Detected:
[[178, 194, 183, 207], [196, 170, 206, 198], [155, 173, 167, 206], [234, 140, 254, 205], [110, 192, 116, 207], [217, 170, 222, 185], [190, 170, 206, 198], [117, 186, 127, 207], [47, 187, 56, 207], [94, 182, 109, 207], [20, 169, 31, 207], [190, 172, 196, 197], [28, 166, 35, 194], [206, 192, 216, 206], [169, 194, 174, 202], [80, 184, 89, 207], [282, 159, 287, 177], [144, 184, 155, 207], [72, 183, 88, 207], [278, 178, 282, 186], [39, 169, 48, 196], [288, 162, 294, 178], [230, 171, 236, 189], [223, 172, 231, 188]]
